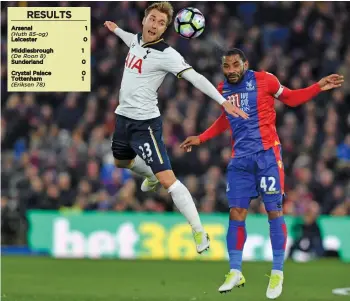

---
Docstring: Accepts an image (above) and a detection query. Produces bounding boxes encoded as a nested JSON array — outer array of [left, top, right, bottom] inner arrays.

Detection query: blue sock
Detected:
[[269, 216, 287, 271], [226, 220, 247, 271]]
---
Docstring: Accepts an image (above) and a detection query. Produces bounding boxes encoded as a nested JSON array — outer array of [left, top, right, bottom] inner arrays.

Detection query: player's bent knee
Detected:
[[155, 170, 177, 189], [114, 158, 133, 168], [229, 207, 248, 221]]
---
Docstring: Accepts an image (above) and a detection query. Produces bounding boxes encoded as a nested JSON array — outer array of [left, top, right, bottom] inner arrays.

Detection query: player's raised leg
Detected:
[[126, 156, 160, 192], [257, 145, 287, 299], [114, 155, 159, 191], [111, 115, 159, 191], [157, 169, 209, 253], [130, 116, 209, 253]]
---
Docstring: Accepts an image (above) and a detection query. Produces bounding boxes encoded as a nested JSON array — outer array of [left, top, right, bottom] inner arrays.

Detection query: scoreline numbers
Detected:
[[7, 7, 91, 92]]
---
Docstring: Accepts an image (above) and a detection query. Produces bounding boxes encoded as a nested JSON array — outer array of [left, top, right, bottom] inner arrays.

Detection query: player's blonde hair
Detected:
[[144, 2, 174, 27]]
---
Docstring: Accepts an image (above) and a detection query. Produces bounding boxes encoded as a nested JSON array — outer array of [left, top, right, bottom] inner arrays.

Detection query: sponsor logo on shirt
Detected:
[[125, 52, 143, 74], [228, 93, 250, 112]]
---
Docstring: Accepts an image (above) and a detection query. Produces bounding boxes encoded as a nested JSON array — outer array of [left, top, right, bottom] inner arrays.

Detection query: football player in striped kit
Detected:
[[180, 48, 343, 298]]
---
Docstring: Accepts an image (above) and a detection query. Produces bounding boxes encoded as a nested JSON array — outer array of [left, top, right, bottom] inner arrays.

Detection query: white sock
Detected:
[[168, 180, 203, 233], [271, 270, 283, 276], [128, 156, 157, 181], [230, 269, 241, 274]]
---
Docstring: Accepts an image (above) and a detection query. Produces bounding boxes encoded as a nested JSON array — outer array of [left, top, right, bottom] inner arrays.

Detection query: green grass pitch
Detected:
[[2, 256, 350, 301]]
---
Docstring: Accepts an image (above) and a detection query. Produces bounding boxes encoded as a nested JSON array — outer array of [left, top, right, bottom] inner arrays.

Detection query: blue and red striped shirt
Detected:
[[199, 70, 321, 158]]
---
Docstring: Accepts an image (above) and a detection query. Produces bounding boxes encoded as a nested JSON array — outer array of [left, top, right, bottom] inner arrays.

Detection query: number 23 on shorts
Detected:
[[138, 142, 154, 164]]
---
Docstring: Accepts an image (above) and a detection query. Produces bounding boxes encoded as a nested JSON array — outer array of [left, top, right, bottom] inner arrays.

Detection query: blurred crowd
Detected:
[[1, 1, 350, 243]]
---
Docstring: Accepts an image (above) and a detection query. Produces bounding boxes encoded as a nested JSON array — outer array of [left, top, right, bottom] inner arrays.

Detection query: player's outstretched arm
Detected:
[[180, 111, 230, 152], [265, 72, 344, 107], [181, 69, 249, 119], [104, 21, 134, 47], [163, 49, 247, 118]]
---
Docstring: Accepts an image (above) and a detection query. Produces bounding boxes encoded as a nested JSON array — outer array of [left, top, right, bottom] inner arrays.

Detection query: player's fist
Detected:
[[318, 74, 344, 91], [222, 100, 249, 119], [104, 21, 118, 32], [180, 136, 201, 152]]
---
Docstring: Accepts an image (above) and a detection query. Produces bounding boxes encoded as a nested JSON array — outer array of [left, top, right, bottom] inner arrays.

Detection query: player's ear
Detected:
[[244, 60, 249, 71], [142, 17, 145, 26]]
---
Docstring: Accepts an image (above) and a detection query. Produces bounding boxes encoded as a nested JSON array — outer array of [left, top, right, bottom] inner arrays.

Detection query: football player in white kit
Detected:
[[104, 2, 248, 254]]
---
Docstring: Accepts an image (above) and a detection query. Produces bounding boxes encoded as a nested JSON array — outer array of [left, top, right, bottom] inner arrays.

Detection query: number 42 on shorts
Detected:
[[260, 176, 280, 194]]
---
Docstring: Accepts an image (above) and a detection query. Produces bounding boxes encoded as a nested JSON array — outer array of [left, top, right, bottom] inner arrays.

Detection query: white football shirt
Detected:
[[115, 32, 192, 120]]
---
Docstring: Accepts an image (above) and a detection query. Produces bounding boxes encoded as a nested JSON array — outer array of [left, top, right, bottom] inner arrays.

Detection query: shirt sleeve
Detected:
[[199, 84, 230, 143], [114, 28, 135, 48], [265, 72, 285, 98], [199, 110, 230, 143], [181, 69, 226, 105], [265, 72, 322, 107], [161, 48, 193, 78]]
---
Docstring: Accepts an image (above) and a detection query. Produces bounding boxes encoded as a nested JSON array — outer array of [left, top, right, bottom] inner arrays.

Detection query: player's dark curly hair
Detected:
[[223, 48, 247, 62]]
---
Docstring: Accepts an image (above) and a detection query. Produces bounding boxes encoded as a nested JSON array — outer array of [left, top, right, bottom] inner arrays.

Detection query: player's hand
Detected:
[[318, 74, 344, 91], [222, 100, 249, 119], [104, 21, 118, 32], [180, 136, 201, 152]]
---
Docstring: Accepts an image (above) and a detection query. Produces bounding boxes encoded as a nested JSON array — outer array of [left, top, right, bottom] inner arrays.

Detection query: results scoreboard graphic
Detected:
[[7, 7, 91, 92]]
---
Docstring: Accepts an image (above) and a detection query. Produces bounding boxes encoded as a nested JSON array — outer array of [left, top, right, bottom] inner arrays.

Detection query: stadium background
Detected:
[[1, 1, 350, 300]]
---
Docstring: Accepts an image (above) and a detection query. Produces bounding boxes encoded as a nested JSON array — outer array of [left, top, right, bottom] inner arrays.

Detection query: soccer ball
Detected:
[[174, 7, 205, 39]]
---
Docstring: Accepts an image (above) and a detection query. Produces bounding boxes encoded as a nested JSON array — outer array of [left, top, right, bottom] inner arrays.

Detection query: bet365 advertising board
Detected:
[[27, 211, 350, 262]]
